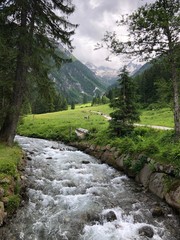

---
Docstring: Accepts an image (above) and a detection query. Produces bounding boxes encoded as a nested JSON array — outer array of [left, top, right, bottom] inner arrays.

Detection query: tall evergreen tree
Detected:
[[101, 0, 180, 139], [109, 66, 140, 136], [0, 0, 77, 145]]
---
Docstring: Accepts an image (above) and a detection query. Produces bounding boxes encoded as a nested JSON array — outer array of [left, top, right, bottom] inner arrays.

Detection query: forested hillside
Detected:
[[134, 49, 180, 109], [51, 58, 106, 103]]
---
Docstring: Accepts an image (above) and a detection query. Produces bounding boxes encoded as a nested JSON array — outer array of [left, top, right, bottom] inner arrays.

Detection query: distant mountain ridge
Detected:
[[85, 62, 118, 87], [85, 61, 144, 87]]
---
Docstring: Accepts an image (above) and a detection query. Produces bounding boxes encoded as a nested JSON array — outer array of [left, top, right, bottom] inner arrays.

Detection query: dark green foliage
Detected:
[[71, 101, 75, 110], [131, 155, 148, 174], [109, 66, 140, 136], [6, 195, 20, 214], [0, 0, 77, 144], [134, 58, 173, 108], [101, 0, 180, 139], [91, 95, 109, 106], [0, 163, 17, 177]]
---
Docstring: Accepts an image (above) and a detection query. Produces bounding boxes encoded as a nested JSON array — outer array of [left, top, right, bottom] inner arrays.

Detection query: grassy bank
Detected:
[[17, 104, 180, 172], [0, 144, 23, 215], [140, 108, 174, 127]]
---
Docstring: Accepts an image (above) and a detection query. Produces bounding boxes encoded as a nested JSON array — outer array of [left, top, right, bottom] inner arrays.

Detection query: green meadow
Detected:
[[140, 108, 174, 127], [18, 104, 174, 142], [17, 104, 111, 142], [17, 104, 180, 171]]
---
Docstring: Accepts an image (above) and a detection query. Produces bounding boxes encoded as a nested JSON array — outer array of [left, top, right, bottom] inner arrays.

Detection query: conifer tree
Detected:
[[0, 0, 77, 145], [100, 0, 180, 139], [109, 66, 139, 136]]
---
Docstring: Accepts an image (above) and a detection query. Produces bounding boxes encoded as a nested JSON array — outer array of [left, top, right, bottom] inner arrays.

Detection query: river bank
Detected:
[[0, 144, 27, 226], [69, 141, 180, 214]]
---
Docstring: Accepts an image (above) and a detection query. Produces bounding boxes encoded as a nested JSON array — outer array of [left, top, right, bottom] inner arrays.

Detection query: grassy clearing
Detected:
[[17, 104, 180, 171], [18, 104, 111, 142], [140, 108, 174, 127], [0, 144, 23, 214]]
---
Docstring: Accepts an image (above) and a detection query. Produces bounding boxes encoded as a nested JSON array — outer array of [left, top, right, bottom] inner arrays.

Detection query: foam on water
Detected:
[[0, 136, 178, 240], [81, 208, 164, 240]]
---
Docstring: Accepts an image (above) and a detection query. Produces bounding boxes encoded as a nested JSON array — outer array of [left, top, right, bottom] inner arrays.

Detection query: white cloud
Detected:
[[69, 0, 155, 69]]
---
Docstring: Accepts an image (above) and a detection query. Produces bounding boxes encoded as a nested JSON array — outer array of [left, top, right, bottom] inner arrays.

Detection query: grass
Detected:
[[18, 104, 111, 142], [17, 104, 180, 172], [0, 144, 22, 175], [140, 108, 174, 127], [0, 143, 23, 214]]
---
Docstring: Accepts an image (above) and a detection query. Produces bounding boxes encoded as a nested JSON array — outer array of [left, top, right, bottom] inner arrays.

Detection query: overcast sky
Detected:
[[70, 0, 155, 70]]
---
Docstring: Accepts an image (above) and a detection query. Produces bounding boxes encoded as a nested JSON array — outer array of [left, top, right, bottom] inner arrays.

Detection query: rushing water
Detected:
[[0, 136, 179, 240]]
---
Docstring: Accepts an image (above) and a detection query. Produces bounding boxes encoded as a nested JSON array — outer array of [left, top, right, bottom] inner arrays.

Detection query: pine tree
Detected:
[[109, 66, 140, 136], [0, 0, 77, 145]]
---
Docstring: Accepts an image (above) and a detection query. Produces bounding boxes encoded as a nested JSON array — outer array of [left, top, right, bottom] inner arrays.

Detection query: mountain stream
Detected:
[[0, 136, 179, 240]]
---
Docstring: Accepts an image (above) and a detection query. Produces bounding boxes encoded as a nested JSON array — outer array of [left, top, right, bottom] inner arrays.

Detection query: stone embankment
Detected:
[[70, 141, 180, 213]]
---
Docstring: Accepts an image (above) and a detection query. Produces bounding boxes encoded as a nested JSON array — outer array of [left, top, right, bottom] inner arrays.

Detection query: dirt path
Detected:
[[90, 110, 173, 131]]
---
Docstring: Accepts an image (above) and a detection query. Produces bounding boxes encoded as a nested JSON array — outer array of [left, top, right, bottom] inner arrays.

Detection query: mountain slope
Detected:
[[85, 61, 144, 87], [50, 49, 106, 103]]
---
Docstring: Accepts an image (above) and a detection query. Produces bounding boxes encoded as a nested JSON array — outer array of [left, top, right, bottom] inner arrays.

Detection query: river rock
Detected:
[[103, 211, 117, 222], [82, 160, 90, 164], [151, 206, 164, 217], [148, 173, 166, 199], [0, 202, 6, 226], [101, 150, 115, 165], [115, 156, 125, 170], [138, 164, 153, 188], [138, 226, 154, 238], [0, 177, 11, 184], [27, 156, 32, 161], [0, 187, 4, 198], [165, 185, 180, 212]]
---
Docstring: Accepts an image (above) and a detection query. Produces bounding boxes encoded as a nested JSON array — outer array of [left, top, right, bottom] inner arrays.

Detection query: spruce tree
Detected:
[[109, 66, 140, 136], [101, 0, 180, 139], [0, 0, 77, 145]]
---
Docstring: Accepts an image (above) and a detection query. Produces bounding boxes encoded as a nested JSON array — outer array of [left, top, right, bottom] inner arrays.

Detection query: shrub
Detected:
[[6, 195, 20, 214], [131, 155, 148, 173]]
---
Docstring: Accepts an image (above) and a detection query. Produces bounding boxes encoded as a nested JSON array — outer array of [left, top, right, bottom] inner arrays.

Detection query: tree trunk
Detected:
[[0, 6, 28, 146], [171, 61, 180, 140]]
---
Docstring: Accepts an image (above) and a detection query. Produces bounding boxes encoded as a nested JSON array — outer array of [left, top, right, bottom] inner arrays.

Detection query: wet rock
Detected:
[[27, 156, 32, 161], [0, 187, 4, 198], [75, 128, 89, 139], [28, 151, 35, 154], [0, 177, 11, 184], [114, 151, 120, 158], [115, 156, 125, 170], [82, 160, 90, 164], [0, 202, 6, 226], [103, 211, 117, 222], [86, 213, 100, 223], [138, 164, 153, 188], [148, 173, 166, 199], [101, 151, 115, 166], [110, 147, 116, 152], [138, 226, 154, 238], [165, 185, 180, 212], [151, 206, 164, 217], [46, 157, 52, 159], [105, 144, 111, 150]]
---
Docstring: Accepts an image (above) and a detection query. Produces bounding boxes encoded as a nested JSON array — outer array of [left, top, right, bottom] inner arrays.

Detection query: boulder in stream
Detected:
[[103, 211, 117, 222], [138, 225, 154, 238]]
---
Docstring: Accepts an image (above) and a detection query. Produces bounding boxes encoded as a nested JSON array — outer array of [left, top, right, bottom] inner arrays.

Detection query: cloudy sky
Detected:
[[70, 0, 154, 70]]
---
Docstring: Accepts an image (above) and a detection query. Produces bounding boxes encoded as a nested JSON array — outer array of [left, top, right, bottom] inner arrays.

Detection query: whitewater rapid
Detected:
[[0, 136, 179, 240]]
